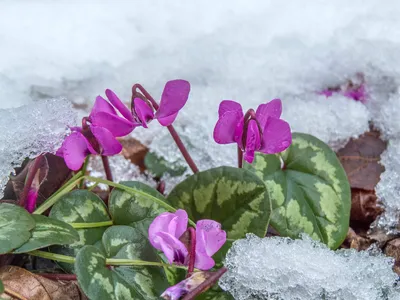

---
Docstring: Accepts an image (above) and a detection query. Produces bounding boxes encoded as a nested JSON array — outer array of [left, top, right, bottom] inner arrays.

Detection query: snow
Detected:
[[220, 234, 400, 300], [1, 1, 400, 226], [0, 99, 76, 198]]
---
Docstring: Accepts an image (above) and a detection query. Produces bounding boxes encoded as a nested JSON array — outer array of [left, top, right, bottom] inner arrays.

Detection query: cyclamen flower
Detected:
[[213, 99, 292, 163], [57, 92, 135, 170], [131, 79, 191, 127], [148, 209, 226, 270]]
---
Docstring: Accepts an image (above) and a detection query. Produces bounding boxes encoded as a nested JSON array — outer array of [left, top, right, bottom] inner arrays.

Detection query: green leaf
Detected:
[[167, 166, 270, 243], [144, 151, 187, 178], [0, 203, 35, 254], [13, 214, 79, 253], [75, 226, 169, 300], [49, 190, 111, 272], [0, 279, 3, 294], [109, 181, 166, 232], [245, 132, 351, 249], [75, 245, 140, 300], [102, 226, 169, 299], [197, 287, 234, 300]]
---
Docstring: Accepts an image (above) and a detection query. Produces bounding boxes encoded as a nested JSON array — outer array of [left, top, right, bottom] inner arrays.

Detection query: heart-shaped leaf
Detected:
[[0, 203, 35, 254], [144, 152, 187, 178], [13, 214, 79, 253], [108, 181, 166, 232], [49, 190, 111, 272], [103, 226, 169, 299], [167, 166, 270, 240], [76, 226, 169, 300], [75, 245, 140, 300], [245, 133, 351, 249]]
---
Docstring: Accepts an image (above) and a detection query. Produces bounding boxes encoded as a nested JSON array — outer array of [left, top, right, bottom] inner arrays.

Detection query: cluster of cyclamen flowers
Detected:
[[57, 80, 191, 170]]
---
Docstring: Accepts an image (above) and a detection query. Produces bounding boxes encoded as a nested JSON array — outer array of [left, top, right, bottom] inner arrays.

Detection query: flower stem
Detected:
[[182, 267, 228, 300], [167, 125, 199, 173], [186, 227, 196, 278], [101, 155, 113, 182], [28, 250, 188, 269], [132, 83, 199, 173], [69, 220, 113, 229], [237, 145, 243, 168], [18, 154, 44, 208], [78, 156, 90, 189], [33, 171, 84, 215]]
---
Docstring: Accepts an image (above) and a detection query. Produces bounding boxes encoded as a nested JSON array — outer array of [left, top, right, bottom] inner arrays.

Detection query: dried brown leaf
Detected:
[[0, 266, 86, 300], [119, 137, 149, 172], [350, 189, 383, 225], [337, 130, 386, 190]]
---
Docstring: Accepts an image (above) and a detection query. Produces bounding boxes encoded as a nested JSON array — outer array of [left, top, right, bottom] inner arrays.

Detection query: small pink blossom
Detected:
[[148, 210, 226, 270], [213, 99, 292, 163], [131, 80, 191, 127]]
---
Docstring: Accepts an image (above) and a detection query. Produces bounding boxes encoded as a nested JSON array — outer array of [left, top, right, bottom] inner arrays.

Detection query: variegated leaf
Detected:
[[108, 181, 166, 233], [13, 214, 79, 253], [197, 288, 234, 300], [75, 245, 140, 300], [102, 226, 169, 299], [49, 190, 111, 272], [0, 203, 35, 254], [76, 226, 169, 300], [245, 132, 351, 249], [167, 166, 270, 240], [144, 152, 187, 178]]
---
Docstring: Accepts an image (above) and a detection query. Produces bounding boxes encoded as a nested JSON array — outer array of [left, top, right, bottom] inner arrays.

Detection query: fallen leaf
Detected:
[[342, 227, 373, 251], [119, 137, 149, 172], [350, 189, 383, 225], [384, 239, 400, 275], [337, 130, 386, 190], [0, 266, 86, 300]]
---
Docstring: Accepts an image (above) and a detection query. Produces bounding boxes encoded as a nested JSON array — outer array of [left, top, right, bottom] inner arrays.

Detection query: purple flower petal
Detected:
[[26, 189, 38, 213], [148, 210, 188, 250], [155, 80, 190, 126], [156, 231, 188, 265], [218, 100, 242, 117], [133, 98, 155, 128], [90, 96, 117, 118], [255, 99, 282, 129], [90, 125, 123, 156], [90, 111, 134, 137], [194, 219, 226, 270], [260, 117, 292, 154], [157, 112, 178, 127], [243, 120, 261, 163], [60, 132, 96, 171], [196, 220, 226, 257], [213, 112, 244, 145], [105, 89, 134, 122]]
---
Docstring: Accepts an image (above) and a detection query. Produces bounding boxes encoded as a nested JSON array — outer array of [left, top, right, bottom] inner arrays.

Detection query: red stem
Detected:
[[132, 84, 199, 173], [182, 267, 228, 300], [101, 155, 113, 182], [39, 273, 77, 281], [18, 154, 44, 208], [237, 145, 243, 168], [186, 227, 196, 278]]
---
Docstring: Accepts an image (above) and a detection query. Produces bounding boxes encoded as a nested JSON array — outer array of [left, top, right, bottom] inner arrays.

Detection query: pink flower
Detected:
[[132, 80, 191, 127], [57, 91, 136, 170], [213, 99, 292, 163], [148, 210, 226, 270]]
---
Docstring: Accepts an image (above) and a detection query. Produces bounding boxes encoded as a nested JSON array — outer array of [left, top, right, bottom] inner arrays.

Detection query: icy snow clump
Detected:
[[0, 99, 76, 198], [220, 234, 400, 300]]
